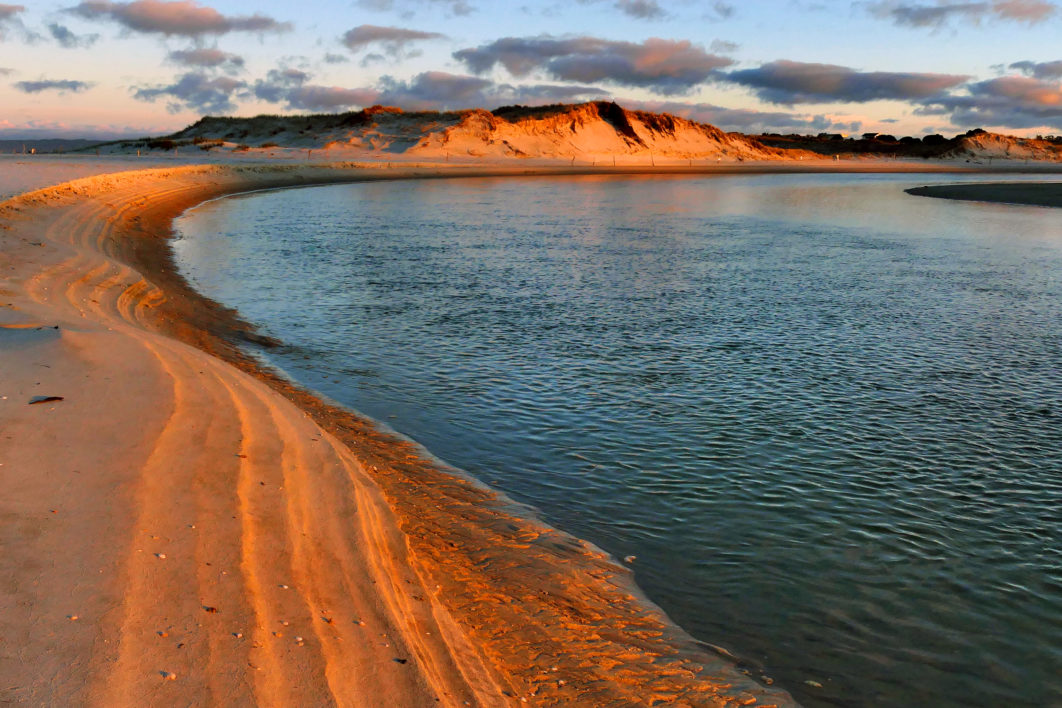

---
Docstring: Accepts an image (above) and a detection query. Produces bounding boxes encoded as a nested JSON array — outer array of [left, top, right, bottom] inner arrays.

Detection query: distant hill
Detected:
[[0, 138, 107, 154], [755, 128, 1062, 162]]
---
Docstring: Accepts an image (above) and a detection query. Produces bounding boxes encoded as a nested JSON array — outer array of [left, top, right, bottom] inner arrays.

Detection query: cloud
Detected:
[[0, 3, 30, 41], [340, 24, 446, 56], [0, 67, 12, 75], [625, 99, 862, 134], [0, 3, 24, 20], [252, 67, 379, 111], [251, 67, 606, 113], [576, 0, 666, 19], [616, 0, 666, 18], [376, 70, 607, 110], [168, 47, 244, 72], [1009, 59, 1062, 79], [492, 82, 610, 105], [377, 71, 491, 106], [281, 85, 382, 111], [15, 79, 93, 93], [68, 0, 292, 38], [47, 22, 99, 47], [868, 0, 1057, 27], [252, 67, 310, 102], [359, 53, 387, 67], [723, 60, 968, 104], [916, 75, 1062, 128], [454, 35, 733, 95], [323, 52, 350, 64], [707, 1, 736, 18], [355, 0, 474, 16], [133, 71, 246, 113], [0, 118, 166, 139]]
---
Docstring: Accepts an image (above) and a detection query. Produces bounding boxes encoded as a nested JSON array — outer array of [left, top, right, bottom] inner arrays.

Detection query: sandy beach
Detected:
[[3, 159, 1061, 706]]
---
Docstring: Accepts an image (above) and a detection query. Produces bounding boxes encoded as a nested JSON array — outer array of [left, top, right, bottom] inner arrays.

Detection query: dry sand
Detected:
[[906, 181, 1062, 207], [0, 155, 178, 200], [3, 158, 1059, 706]]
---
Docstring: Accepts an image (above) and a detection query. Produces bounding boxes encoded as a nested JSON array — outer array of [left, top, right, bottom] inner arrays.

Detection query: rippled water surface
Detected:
[[176, 174, 1062, 707]]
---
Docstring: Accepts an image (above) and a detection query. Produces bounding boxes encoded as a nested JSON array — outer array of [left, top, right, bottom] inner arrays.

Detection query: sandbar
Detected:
[[906, 181, 1062, 207]]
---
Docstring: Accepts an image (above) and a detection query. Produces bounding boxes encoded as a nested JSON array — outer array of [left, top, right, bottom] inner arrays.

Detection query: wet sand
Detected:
[[906, 182, 1062, 207]]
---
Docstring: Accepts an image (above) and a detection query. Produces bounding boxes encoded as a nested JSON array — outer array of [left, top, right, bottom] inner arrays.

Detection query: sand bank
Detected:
[[0, 162, 809, 707], [905, 181, 1062, 207], [0, 155, 184, 201]]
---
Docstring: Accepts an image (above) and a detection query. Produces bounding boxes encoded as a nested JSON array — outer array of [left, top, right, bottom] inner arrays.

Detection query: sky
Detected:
[[1, 0, 1061, 139]]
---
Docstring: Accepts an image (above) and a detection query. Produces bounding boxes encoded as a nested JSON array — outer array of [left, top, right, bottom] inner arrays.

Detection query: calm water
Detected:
[[175, 174, 1062, 708]]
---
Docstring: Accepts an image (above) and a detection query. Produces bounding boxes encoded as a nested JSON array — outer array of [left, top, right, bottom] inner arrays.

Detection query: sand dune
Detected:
[[403, 103, 790, 161], [944, 131, 1062, 162], [101, 101, 1062, 167], [0, 164, 798, 706], [147, 102, 803, 163]]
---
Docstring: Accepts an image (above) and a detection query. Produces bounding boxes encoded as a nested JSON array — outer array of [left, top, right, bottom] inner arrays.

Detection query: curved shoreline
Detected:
[[0, 164, 797, 706], [905, 181, 1062, 207]]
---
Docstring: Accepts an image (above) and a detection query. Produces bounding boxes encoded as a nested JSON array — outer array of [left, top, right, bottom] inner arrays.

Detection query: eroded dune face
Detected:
[[404, 103, 788, 160]]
